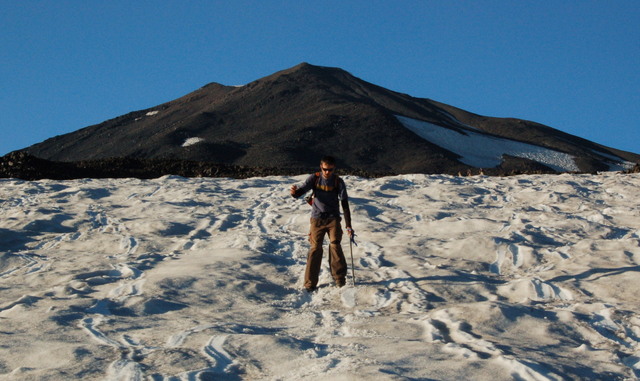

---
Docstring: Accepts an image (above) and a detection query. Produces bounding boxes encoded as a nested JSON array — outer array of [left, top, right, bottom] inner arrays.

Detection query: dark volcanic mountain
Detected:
[[17, 63, 639, 175]]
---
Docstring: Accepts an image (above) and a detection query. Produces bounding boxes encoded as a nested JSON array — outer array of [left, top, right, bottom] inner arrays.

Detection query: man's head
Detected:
[[320, 156, 336, 179]]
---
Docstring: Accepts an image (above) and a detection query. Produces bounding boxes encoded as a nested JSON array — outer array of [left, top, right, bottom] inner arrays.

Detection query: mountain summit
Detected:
[[19, 63, 638, 175]]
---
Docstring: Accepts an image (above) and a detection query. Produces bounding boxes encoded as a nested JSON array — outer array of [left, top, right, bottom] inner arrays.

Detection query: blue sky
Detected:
[[1, 1, 638, 156]]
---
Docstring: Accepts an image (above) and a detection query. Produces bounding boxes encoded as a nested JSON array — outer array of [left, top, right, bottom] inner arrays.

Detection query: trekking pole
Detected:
[[349, 231, 357, 286]]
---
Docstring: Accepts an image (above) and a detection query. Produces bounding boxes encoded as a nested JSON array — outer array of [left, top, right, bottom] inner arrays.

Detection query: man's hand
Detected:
[[290, 185, 298, 197], [346, 227, 355, 238]]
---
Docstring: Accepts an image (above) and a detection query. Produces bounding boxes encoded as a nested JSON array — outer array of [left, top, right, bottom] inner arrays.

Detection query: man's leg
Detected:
[[327, 218, 347, 286], [305, 218, 326, 290]]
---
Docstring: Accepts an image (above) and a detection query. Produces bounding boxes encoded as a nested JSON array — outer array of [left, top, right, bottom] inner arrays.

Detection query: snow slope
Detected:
[[1, 173, 640, 379], [397, 115, 582, 172]]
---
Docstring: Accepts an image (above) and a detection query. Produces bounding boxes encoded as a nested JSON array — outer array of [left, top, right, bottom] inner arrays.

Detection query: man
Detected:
[[290, 156, 354, 292]]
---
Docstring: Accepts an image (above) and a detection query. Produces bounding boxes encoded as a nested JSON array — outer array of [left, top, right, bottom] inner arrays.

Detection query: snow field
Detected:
[[0, 172, 639, 379]]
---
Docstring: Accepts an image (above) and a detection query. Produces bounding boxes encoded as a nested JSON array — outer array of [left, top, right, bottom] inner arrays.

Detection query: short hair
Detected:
[[320, 156, 336, 166]]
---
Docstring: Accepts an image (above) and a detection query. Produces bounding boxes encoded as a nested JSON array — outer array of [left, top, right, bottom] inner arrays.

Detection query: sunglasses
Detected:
[[320, 167, 335, 172]]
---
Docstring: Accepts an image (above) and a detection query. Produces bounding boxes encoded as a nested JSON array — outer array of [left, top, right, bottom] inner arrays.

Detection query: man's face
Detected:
[[320, 163, 335, 179]]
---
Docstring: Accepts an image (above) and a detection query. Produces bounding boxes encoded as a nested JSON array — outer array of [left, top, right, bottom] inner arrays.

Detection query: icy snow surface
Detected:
[[1, 173, 640, 379], [397, 115, 580, 172]]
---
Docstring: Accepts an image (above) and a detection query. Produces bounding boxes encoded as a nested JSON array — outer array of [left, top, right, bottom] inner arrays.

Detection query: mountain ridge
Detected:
[[14, 63, 640, 176]]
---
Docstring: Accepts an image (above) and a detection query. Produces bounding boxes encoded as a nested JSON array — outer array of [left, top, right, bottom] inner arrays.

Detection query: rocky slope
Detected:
[[9, 63, 639, 178]]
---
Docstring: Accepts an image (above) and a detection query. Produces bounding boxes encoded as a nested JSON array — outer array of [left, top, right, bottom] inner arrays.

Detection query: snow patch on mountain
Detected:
[[396, 115, 580, 172], [591, 149, 635, 171], [182, 137, 205, 147]]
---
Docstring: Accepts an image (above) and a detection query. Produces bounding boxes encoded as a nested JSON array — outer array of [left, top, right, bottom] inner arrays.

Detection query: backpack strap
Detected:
[[307, 173, 340, 206], [313, 173, 340, 192]]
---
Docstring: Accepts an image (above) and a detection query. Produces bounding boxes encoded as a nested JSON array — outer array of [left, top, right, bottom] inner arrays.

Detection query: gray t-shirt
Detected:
[[298, 173, 348, 219]]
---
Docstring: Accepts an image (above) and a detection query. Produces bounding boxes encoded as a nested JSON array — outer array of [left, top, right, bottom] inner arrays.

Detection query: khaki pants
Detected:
[[305, 217, 347, 289]]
